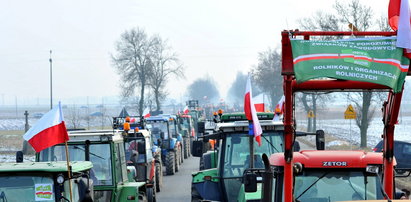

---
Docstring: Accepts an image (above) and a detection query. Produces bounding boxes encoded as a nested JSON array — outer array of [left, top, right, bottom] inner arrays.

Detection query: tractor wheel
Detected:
[[175, 150, 180, 172], [166, 152, 176, 175], [155, 162, 162, 192], [184, 139, 189, 159], [199, 156, 204, 170], [147, 187, 155, 202], [180, 145, 184, 164]]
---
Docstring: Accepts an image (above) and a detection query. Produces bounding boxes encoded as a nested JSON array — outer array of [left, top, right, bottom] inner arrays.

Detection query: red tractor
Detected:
[[244, 30, 410, 202]]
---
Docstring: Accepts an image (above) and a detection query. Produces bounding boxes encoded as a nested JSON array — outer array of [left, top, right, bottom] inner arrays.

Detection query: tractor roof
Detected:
[[146, 115, 172, 122], [269, 150, 387, 168], [67, 130, 123, 142], [0, 161, 92, 173]]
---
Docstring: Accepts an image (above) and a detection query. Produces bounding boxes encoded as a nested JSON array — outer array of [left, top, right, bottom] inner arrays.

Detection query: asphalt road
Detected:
[[156, 156, 200, 202]]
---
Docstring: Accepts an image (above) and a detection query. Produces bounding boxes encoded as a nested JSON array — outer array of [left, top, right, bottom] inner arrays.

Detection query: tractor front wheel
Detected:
[[155, 162, 162, 192], [166, 152, 176, 175]]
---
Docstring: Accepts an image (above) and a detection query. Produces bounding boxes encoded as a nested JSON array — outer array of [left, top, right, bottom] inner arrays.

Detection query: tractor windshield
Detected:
[[0, 173, 55, 201], [38, 143, 112, 186], [294, 169, 383, 201], [147, 121, 169, 141], [222, 131, 283, 202]]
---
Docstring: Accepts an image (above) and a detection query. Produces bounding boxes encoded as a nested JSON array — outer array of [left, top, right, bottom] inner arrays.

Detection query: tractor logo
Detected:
[[322, 161, 348, 166]]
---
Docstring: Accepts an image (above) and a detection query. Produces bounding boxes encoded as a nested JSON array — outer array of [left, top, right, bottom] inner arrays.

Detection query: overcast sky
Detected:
[[0, 0, 388, 105]]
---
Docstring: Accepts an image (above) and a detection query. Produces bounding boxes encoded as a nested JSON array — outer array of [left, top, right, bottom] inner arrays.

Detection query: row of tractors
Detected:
[[0, 102, 204, 202], [190, 30, 411, 202]]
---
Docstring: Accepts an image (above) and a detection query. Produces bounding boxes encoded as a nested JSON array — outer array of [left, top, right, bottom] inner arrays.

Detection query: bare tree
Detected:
[[149, 35, 184, 111], [66, 105, 82, 129], [298, 0, 385, 147], [187, 76, 220, 104], [227, 72, 248, 105], [112, 28, 154, 116], [252, 48, 283, 109]]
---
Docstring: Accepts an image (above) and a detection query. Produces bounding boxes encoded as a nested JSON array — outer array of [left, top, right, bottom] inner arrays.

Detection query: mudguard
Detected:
[[117, 182, 146, 201], [192, 168, 222, 201]]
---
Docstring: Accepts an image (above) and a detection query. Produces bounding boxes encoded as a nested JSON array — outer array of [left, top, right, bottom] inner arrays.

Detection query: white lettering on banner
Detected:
[[336, 71, 378, 80], [322, 161, 348, 166], [313, 65, 350, 70]]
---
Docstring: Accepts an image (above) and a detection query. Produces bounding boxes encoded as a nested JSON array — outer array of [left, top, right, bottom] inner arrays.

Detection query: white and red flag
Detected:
[[143, 108, 151, 118], [253, 94, 265, 112], [23, 102, 69, 153], [273, 95, 285, 121], [183, 106, 189, 114], [389, 0, 411, 53], [244, 75, 263, 146]]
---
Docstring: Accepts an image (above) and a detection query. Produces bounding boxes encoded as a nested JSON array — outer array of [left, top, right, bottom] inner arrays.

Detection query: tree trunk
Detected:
[[360, 92, 372, 148], [139, 82, 145, 117], [155, 88, 161, 111]]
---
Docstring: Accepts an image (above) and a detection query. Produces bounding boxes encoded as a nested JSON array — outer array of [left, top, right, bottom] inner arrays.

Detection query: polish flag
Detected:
[[143, 108, 151, 118], [389, 0, 411, 53], [183, 106, 189, 114], [23, 103, 69, 153], [253, 94, 265, 112], [244, 75, 263, 146], [273, 95, 285, 121]]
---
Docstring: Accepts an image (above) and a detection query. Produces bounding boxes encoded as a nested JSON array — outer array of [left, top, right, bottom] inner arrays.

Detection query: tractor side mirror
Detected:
[[197, 121, 205, 134], [192, 140, 205, 157], [316, 130, 325, 150], [160, 132, 165, 139], [16, 151, 23, 163], [137, 141, 146, 154], [294, 141, 301, 152], [244, 172, 258, 192]]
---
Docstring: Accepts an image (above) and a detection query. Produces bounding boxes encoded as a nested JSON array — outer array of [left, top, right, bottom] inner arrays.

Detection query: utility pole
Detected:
[[49, 50, 53, 109]]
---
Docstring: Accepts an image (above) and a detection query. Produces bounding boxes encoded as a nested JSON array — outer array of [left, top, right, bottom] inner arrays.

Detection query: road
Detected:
[[156, 156, 200, 202]]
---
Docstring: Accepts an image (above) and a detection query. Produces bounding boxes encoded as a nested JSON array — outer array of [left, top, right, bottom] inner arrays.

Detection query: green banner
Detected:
[[291, 37, 409, 92]]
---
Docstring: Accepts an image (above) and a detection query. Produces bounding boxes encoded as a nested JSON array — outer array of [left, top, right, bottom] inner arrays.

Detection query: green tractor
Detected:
[[0, 160, 93, 202], [191, 112, 324, 202], [36, 130, 153, 202]]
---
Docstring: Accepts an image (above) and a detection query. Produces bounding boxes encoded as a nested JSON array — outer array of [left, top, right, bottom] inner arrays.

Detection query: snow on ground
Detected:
[[0, 154, 35, 163], [298, 116, 411, 148]]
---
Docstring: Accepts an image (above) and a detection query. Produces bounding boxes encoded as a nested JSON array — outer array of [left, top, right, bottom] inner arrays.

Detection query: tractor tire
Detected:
[[147, 187, 155, 202], [166, 152, 176, 175], [184, 140, 189, 159], [175, 150, 180, 172], [180, 145, 184, 164], [199, 156, 204, 170], [155, 162, 162, 192]]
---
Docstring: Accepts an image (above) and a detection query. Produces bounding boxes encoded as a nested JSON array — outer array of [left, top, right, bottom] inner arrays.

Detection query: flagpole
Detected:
[[249, 121, 254, 168], [64, 141, 73, 201]]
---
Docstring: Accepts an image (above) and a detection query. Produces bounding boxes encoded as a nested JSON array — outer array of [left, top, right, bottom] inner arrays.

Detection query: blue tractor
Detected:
[[146, 115, 183, 175]]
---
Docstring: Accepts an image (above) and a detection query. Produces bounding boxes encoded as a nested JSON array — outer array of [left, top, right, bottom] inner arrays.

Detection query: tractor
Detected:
[[177, 114, 197, 159], [243, 30, 411, 202], [146, 115, 183, 175], [0, 160, 93, 202], [37, 130, 153, 202], [191, 112, 324, 202]]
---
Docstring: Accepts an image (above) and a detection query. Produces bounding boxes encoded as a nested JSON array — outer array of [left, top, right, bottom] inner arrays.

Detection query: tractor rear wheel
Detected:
[[184, 139, 189, 159], [175, 150, 180, 172], [147, 187, 155, 202], [166, 152, 175, 175], [155, 162, 162, 192]]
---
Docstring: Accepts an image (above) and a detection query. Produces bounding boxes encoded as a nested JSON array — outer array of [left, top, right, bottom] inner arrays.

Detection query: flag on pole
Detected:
[[23, 102, 69, 153], [273, 95, 285, 121], [244, 75, 263, 146], [143, 108, 151, 118], [183, 106, 189, 114], [389, 0, 411, 54], [253, 94, 265, 112]]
